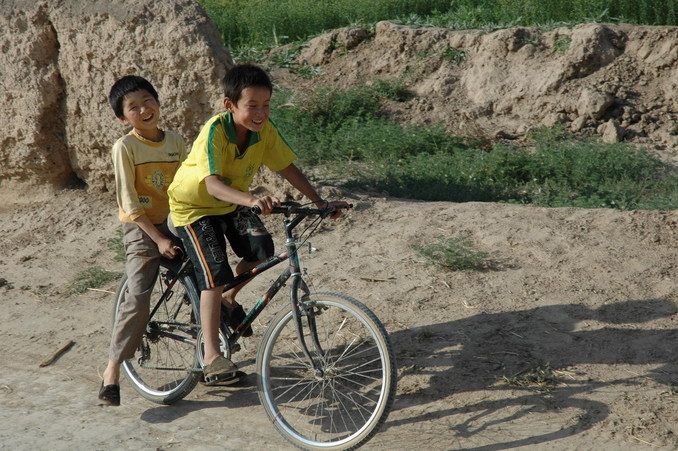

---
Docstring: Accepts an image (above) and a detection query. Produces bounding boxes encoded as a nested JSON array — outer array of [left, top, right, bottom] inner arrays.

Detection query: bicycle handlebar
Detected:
[[251, 202, 352, 217]]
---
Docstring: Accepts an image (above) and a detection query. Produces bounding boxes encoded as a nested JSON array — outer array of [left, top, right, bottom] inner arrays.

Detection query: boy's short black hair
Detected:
[[108, 75, 159, 118], [222, 63, 273, 103]]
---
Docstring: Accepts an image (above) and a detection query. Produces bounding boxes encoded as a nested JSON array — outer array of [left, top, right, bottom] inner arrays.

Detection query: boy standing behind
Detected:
[[168, 63, 348, 384], [99, 76, 186, 406]]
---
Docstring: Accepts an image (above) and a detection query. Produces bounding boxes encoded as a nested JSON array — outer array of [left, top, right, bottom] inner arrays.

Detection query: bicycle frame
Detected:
[[223, 210, 326, 374], [149, 205, 333, 373]]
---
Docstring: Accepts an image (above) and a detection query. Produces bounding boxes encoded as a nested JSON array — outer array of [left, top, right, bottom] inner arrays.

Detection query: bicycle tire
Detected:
[[256, 291, 397, 450], [113, 260, 202, 404]]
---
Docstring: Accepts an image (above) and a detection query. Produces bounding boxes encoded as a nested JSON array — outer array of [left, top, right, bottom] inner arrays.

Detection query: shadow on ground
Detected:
[[386, 298, 678, 450]]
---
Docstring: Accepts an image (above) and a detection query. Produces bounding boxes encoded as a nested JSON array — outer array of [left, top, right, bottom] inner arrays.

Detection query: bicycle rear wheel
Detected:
[[257, 292, 397, 450], [113, 260, 202, 404]]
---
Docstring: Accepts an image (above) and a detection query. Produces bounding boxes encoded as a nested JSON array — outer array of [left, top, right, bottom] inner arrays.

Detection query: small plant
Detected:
[[268, 44, 302, 68], [304, 86, 382, 128], [553, 34, 571, 54], [68, 266, 121, 294], [230, 45, 268, 64], [107, 228, 126, 263], [371, 79, 413, 102], [412, 235, 489, 271], [664, 385, 678, 397], [414, 328, 437, 341], [523, 31, 541, 46], [503, 362, 559, 390], [292, 62, 322, 78], [442, 47, 467, 65]]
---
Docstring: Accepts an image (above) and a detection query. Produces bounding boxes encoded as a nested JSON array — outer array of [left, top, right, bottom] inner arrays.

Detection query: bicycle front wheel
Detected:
[[257, 292, 397, 450], [113, 260, 202, 404]]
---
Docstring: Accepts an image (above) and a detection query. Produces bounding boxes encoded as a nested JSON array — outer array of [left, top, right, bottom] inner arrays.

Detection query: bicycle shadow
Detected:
[[139, 368, 260, 424], [385, 298, 678, 449]]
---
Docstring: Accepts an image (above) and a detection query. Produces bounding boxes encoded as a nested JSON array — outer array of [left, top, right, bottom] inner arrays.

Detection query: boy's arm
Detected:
[[204, 175, 280, 214], [277, 164, 324, 207], [278, 164, 349, 217], [133, 214, 178, 258]]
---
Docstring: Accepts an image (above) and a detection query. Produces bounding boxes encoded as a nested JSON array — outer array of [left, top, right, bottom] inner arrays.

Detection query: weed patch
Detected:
[[502, 362, 574, 391], [68, 266, 121, 295], [107, 228, 125, 263], [412, 235, 490, 271]]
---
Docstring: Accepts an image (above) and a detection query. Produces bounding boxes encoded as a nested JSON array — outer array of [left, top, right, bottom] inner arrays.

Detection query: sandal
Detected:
[[203, 355, 238, 385], [221, 303, 253, 337], [98, 382, 120, 406]]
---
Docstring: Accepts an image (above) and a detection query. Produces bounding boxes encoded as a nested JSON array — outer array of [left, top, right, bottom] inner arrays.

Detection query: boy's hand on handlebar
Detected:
[[252, 195, 281, 216], [319, 200, 352, 219]]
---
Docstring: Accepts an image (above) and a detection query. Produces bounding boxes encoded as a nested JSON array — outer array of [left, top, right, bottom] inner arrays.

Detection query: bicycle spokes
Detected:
[[257, 293, 396, 450]]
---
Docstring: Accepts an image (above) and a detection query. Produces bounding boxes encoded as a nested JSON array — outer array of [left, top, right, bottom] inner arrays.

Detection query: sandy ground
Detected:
[[2, 187, 678, 450]]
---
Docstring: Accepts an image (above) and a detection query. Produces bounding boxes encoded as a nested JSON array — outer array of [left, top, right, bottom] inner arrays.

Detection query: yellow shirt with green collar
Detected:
[[168, 112, 297, 227], [112, 130, 186, 224]]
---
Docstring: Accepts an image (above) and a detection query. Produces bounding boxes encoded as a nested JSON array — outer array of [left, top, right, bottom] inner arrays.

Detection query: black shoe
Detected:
[[222, 304, 253, 337], [98, 382, 120, 406]]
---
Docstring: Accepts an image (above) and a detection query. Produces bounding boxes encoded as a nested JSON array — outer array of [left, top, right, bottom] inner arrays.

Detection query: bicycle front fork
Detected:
[[290, 276, 327, 377]]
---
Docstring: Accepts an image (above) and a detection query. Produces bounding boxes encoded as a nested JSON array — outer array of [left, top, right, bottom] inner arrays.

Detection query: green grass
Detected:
[[199, 0, 678, 50], [271, 84, 678, 210], [553, 34, 572, 54], [199, 0, 450, 49], [67, 266, 121, 295], [107, 228, 126, 263], [272, 85, 465, 165], [348, 127, 678, 210], [441, 47, 468, 65], [412, 235, 490, 271]]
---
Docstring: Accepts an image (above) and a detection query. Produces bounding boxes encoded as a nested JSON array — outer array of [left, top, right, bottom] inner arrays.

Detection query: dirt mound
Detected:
[[3, 12, 678, 194], [0, 0, 232, 192], [273, 21, 678, 159]]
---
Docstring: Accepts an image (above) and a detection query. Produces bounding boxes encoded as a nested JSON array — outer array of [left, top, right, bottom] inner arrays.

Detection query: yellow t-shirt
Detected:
[[112, 130, 186, 224], [168, 112, 297, 226]]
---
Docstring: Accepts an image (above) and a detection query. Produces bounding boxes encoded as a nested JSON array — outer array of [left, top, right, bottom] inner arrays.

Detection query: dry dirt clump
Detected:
[[278, 21, 678, 158], [0, 0, 232, 192]]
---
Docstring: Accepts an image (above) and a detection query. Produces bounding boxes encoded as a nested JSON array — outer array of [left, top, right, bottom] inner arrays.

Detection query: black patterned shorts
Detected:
[[176, 206, 274, 290]]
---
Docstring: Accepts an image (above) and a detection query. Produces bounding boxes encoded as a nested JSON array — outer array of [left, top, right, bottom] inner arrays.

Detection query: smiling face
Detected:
[[224, 86, 271, 142], [119, 89, 162, 141]]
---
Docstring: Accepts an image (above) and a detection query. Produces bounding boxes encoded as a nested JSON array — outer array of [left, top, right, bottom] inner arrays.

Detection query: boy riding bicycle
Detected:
[[168, 63, 347, 383]]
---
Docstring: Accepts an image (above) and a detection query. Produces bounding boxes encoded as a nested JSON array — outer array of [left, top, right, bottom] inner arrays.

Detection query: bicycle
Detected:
[[112, 202, 397, 450]]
